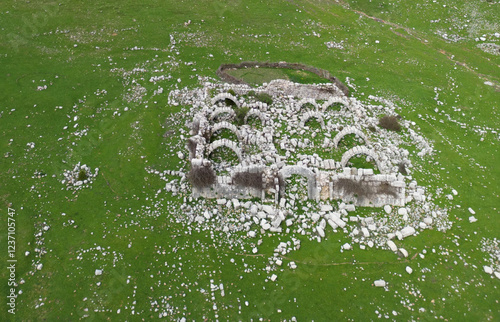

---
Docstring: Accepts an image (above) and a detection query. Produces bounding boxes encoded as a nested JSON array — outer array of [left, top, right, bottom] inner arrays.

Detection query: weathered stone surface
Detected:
[[332, 126, 369, 148], [211, 92, 240, 107], [400, 226, 416, 238], [387, 240, 398, 252]]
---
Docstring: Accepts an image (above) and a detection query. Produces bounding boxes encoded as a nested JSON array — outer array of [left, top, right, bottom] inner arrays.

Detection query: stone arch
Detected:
[[321, 97, 348, 112], [206, 139, 243, 162], [296, 98, 319, 111], [211, 93, 240, 107], [299, 111, 325, 129], [210, 121, 242, 141], [279, 165, 318, 200], [340, 146, 384, 173], [209, 107, 236, 122], [244, 109, 267, 126], [332, 126, 369, 148]]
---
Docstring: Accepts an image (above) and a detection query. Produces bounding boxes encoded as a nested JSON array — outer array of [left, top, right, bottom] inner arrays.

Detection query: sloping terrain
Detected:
[[0, 0, 499, 320]]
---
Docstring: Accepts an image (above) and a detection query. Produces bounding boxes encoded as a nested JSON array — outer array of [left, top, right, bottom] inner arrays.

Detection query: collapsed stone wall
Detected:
[[192, 177, 264, 200], [185, 86, 407, 207], [328, 169, 405, 207]]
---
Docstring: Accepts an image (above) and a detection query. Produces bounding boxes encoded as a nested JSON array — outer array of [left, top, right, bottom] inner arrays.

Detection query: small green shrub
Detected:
[[227, 89, 236, 96], [255, 92, 273, 105], [378, 115, 402, 132], [77, 169, 88, 181], [224, 98, 237, 106], [247, 90, 256, 97], [235, 106, 249, 125]]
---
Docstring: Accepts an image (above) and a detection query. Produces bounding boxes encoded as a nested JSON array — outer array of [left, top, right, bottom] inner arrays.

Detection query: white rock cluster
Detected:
[[61, 162, 99, 190], [161, 80, 451, 261]]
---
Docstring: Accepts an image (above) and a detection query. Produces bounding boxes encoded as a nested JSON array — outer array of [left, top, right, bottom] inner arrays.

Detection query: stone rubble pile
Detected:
[[61, 162, 99, 190], [160, 80, 451, 263]]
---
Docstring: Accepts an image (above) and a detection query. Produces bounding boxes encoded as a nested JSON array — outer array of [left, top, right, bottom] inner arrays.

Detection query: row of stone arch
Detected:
[[296, 97, 352, 113], [209, 107, 268, 126], [204, 138, 383, 172], [211, 92, 353, 115]]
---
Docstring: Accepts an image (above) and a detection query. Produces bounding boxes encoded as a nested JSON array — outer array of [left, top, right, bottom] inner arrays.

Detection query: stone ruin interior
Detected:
[[185, 80, 411, 209]]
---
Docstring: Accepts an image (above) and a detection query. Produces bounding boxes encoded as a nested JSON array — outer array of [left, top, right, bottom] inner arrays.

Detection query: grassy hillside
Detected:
[[0, 0, 499, 320]]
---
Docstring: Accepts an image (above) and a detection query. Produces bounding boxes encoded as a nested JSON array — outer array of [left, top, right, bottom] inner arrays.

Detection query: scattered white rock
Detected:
[[374, 280, 386, 287], [400, 226, 416, 238], [469, 216, 477, 223], [483, 266, 493, 274], [387, 240, 398, 252], [406, 266, 413, 274], [317, 225, 325, 238], [95, 269, 103, 276]]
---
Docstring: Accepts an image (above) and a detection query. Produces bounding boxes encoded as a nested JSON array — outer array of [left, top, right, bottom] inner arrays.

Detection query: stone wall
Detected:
[[185, 86, 406, 208], [328, 170, 405, 207], [192, 178, 263, 199]]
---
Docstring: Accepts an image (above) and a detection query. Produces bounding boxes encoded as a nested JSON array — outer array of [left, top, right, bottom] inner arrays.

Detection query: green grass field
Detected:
[[1, 0, 499, 320]]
